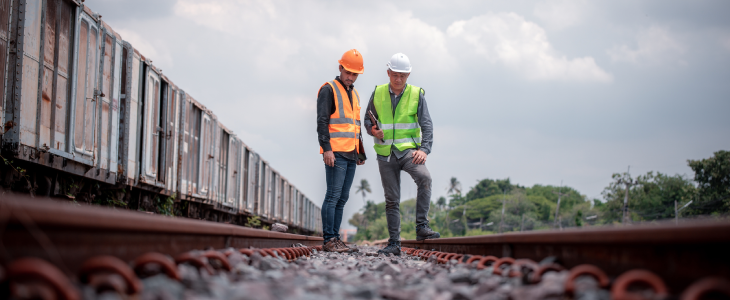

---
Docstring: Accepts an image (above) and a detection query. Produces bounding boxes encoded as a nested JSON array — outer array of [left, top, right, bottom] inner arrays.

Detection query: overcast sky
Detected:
[[93, 0, 730, 230]]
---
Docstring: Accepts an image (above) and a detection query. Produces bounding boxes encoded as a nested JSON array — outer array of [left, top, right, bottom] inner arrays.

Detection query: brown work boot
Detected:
[[323, 239, 347, 253], [335, 238, 359, 253]]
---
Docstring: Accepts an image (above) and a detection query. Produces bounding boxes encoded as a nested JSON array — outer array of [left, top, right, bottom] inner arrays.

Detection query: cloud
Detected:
[[115, 28, 174, 68], [722, 36, 730, 52], [446, 12, 612, 82], [172, 1, 455, 77], [533, 0, 590, 30], [607, 26, 686, 64]]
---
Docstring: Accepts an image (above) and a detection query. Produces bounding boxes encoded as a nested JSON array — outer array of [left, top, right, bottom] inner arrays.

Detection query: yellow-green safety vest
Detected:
[[372, 84, 422, 156]]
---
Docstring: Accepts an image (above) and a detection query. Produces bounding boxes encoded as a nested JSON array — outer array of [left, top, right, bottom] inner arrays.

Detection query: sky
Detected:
[[92, 0, 730, 230]]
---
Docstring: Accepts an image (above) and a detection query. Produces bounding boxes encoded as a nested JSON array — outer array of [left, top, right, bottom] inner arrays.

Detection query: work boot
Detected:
[[416, 224, 441, 241], [323, 238, 348, 253], [377, 241, 401, 256], [336, 238, 359, 253]]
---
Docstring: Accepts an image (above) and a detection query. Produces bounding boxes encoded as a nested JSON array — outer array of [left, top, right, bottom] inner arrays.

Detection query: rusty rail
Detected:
[[0, 194, 322, 275], [3, 193, 730, 297], [402, 221, 730, 293]]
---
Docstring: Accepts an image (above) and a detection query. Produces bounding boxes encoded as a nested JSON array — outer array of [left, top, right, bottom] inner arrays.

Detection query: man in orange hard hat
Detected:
[[317, 49, 366, 253]]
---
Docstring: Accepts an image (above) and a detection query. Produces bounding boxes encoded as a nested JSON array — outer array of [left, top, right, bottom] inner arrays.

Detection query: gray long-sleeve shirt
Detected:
[[364, 84, 433, 161]]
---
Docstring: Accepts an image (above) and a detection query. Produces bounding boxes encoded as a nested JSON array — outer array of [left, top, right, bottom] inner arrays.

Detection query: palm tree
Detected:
[[355, 179, 372, 206], [436, 196, 446, 209], [447, 177, 461, 195]]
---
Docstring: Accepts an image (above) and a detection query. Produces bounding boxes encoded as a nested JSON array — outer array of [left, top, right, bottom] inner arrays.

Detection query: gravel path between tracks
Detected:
[[133, 246, 610, 300]]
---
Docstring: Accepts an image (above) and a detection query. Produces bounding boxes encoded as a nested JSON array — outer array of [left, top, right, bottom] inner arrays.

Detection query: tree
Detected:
[[436, 196, 447, 209], [466, 178, 519, 201], [527, 184, 583, 211], [447, 177, 462, 196], [600, 171, 696, 223], [355, 179, 372, 206], [688, 150, 730, 215], [447, 177, 466, 207], [575, 210, 583, 227]]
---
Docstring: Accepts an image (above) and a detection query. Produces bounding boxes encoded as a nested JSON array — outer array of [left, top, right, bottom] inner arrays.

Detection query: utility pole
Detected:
[[676, 200, 693, 225], [675, 200, 678, 225], [617, 166, 639, 224], [559, 216, 563, 230], [553, 180, 570, 229], [499, 190, 505, 234]]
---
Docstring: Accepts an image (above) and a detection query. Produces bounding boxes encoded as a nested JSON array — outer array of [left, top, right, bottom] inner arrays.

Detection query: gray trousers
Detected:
[[378, 152, 432, 243]]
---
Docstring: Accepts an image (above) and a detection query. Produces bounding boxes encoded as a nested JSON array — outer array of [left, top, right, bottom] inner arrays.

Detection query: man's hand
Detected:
[[412, 150, 427, 164], [323, 151, 336, 167], [372, 126, 384, 140], [357, 159, 365, 165]]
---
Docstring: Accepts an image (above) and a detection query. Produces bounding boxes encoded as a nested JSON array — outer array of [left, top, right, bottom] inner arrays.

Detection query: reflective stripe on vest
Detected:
[[319, 80, 361, 154], [372, 84, 421, 156]]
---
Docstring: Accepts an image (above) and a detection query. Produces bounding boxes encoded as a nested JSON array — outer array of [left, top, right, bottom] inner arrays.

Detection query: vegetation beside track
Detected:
[[349, 150, 729, 242]]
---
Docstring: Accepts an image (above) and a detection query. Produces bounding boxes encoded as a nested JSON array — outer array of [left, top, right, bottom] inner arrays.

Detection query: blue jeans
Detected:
[[321, 153, 357, 243]]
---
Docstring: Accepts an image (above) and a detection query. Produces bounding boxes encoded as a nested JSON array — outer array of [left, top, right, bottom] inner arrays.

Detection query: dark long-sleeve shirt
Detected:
[[316, 76, 358, 161], [364, 84, 433, 161]]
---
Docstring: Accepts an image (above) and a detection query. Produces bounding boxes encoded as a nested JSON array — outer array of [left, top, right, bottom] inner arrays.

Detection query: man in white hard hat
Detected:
[[364, 53, 440, 256]]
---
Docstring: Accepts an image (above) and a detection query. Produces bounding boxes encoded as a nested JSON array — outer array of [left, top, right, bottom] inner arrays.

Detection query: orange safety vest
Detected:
[[318, 80, 361, 154]]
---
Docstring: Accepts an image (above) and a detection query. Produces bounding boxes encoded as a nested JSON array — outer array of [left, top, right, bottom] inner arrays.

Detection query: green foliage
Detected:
[[600, 171, 696, 222], [527, 184, 583, 211], [245, 215, 262, 228], [350, 200, 389, 241], [1, 154, 32, 191], [96, 189, 128, 208], [688, 150, 730, 214], [465, 178, 521, 201], [448, 193, 466, 207], [156, 194, 175, 216], [346, 151, 729, 241], [575, 210, 583, 227], [436, 196, 447, 209]]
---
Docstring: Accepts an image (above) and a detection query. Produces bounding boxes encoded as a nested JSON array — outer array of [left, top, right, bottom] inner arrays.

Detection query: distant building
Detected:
[[339, 228, 357, 242]]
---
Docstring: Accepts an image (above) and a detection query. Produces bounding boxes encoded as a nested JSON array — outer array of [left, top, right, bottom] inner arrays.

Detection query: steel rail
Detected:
[[0, 194, 323, 274], [402, 221, 730, 292]]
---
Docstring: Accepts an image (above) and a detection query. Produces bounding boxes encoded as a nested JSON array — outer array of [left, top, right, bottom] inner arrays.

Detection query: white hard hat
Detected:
[[387, 53, 412, 73]]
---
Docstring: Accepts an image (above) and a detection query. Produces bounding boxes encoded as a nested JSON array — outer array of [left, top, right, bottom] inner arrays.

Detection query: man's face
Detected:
[[387, 69, 410, 90], [339, 65, 359, 88]]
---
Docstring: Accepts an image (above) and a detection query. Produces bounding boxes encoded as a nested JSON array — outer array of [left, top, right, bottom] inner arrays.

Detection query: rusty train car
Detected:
[[0, 0, 322, 234]]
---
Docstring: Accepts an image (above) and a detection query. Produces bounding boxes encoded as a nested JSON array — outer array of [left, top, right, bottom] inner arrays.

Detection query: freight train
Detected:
[[0, 0, 322, 234]]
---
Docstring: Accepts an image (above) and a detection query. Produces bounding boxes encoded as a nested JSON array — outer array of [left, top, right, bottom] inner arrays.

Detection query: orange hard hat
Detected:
[[338, 49, 364, 74]]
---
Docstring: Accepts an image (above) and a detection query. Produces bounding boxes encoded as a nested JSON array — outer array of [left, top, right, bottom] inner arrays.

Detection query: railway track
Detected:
[[1, 194, 730, 299]]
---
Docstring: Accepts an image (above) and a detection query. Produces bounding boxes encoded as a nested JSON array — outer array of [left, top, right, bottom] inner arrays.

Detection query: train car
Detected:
[[119, 42, 143, 187], [259, 161, 270, 219], [0, 0, 319, 235], [269, 169, 278, 222], [308, 199, 313, 232], [138, 67, 181, 195], [296, 194, 304, 229], [288, 185, 296, 225], [243, 148, 259, 214], [283, 182, 291, 224], [2, 1, 121, 193], [118, 41, 185, 211], [234, 141, 251, 214], [212, 122, 237, 215], [224, 135, 242, 212]]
